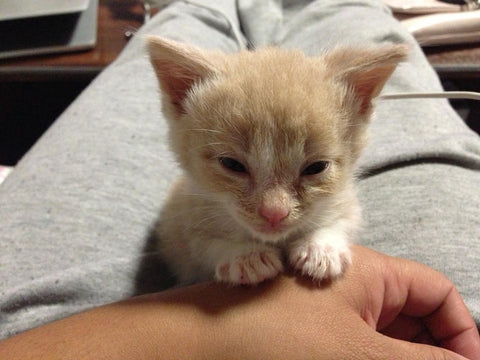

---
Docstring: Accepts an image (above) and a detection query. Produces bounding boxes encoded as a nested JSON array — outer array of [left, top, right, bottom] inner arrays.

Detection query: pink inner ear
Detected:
[[163, 74, 196, 114], [350, 66, 395, 115], [354, 77, 378, 115], [159, 64, 201, 114]]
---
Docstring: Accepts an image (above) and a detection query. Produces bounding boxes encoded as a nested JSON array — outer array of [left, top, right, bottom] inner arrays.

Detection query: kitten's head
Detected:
[[149, 36, 406, 243]]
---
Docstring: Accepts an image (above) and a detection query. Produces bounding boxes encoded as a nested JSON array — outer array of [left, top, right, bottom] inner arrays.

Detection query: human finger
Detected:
[[381, 257, 480, 359], [382, 335, 471, 360]]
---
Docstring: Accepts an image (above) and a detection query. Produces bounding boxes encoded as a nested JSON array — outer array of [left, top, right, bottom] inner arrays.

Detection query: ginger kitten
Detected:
[[148, 36, 406, 285]]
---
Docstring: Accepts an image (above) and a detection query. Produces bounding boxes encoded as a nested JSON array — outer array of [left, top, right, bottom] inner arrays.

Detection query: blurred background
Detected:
[[0, 0, 479, 183]]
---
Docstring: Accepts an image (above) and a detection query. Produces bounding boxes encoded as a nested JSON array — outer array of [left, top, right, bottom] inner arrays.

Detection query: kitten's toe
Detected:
[[289, 240, 351, 281], [215, 247, 283, 285]]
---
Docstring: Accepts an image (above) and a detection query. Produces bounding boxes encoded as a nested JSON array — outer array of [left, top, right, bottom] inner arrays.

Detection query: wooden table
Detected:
[[0, 0, 146, 82], [0, 0, 150, 165], [425, 45, 480, 79]]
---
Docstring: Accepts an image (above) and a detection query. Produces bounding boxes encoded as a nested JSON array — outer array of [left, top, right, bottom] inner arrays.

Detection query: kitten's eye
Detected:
[[301, 161, 329, 176], [219, 157, 248, 174]]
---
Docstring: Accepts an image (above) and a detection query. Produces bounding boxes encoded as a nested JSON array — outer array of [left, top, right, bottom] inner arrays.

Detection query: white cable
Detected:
[[380, 91, 480, 101]]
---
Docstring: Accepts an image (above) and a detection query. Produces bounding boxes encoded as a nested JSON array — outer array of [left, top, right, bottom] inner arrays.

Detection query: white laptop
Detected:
[[0, 0, 98, 59], [0, 0, 90, 21]]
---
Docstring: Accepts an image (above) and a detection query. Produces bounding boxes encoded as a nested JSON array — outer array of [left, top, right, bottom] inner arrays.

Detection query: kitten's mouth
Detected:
[[253, 222, 293, 242], [259, 224, 288, 234], [249, 226, 293, 245]]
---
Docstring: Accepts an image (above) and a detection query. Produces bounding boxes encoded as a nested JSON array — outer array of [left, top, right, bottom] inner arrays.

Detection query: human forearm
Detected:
[[0, 289, 216, 360], [0, 276, 350, 360]]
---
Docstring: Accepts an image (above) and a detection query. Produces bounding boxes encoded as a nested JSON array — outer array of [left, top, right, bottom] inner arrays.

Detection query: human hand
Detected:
[[184, 245, 480, 359], [2, 246, 478, 360]]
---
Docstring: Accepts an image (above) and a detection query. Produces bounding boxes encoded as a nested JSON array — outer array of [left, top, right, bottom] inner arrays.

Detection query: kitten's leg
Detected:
[[211, 242, 283, 285], [287, 220, 353, 281]]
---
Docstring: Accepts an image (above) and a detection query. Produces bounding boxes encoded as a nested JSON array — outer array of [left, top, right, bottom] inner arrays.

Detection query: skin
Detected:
[[1, 246, 479, 360]]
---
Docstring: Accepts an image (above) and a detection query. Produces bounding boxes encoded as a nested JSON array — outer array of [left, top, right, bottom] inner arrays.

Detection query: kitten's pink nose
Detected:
[[259, 204, 290, 228]]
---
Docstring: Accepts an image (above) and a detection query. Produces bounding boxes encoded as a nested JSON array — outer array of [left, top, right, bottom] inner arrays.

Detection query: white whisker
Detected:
[[186, 213, 226, 231], [178, 191, 226, 202], [182, 128, 223, 134], [189, 142, 231, 152]]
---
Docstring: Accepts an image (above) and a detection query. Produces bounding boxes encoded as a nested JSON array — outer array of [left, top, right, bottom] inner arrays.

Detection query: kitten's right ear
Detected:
[[147, 36, 220, 115]]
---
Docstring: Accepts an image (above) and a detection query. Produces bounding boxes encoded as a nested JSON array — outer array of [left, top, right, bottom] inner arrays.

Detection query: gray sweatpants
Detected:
[[1, 0, 479, 339]]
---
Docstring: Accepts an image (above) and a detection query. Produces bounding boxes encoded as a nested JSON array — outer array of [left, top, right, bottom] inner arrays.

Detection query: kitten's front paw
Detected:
[[288, 234, 351, 281], [215, 247, 283, 285]]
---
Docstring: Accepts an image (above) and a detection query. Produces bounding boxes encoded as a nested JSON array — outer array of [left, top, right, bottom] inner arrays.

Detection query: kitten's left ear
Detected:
[[325, 45, 408, 115], [147, 36, 222, 115]]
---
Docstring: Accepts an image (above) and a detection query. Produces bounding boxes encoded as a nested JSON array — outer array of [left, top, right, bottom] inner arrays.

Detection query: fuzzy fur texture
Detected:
[[148, 36, 406, 285]]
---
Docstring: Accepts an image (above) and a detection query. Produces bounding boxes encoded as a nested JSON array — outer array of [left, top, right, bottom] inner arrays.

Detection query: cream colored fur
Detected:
[[148, 36, 407, 285]]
